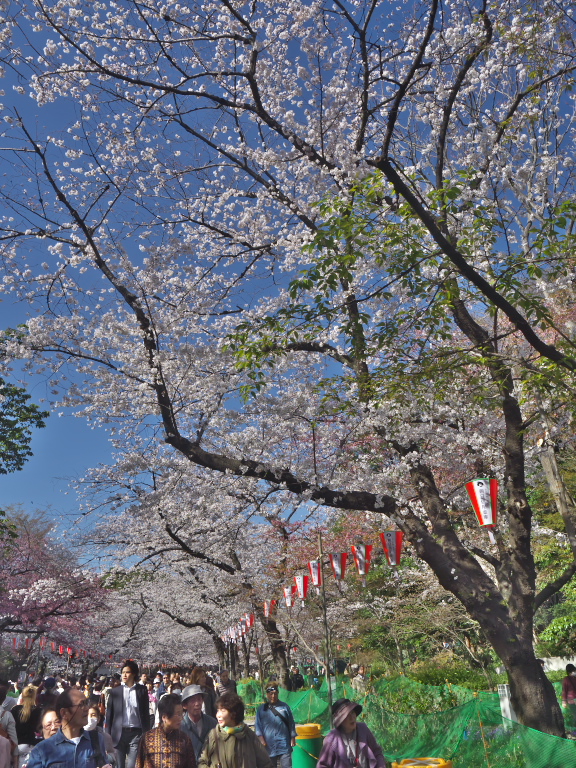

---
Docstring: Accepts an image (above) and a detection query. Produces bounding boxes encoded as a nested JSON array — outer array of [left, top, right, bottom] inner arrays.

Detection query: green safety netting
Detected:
[[237, 677, 576, 768]]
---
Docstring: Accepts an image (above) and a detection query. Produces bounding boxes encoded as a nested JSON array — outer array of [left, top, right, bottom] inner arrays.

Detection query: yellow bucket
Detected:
[[392, 760, 453, 768], [295, 723, 323, 739]]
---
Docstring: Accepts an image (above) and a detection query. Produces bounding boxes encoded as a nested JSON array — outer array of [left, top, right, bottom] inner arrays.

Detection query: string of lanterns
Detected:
[[7, 636, 116, 661], [221, 530, 404, 642], [222, 476, 499, 643]]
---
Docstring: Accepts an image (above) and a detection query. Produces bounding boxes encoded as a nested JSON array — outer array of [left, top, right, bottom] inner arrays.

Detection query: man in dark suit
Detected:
[[104, 660, 151, 768]]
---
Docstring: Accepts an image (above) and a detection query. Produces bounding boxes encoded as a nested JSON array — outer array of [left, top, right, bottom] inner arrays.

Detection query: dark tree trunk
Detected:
[[212, 635, 226, 669], [506, 651, 564, 735], [240, 636, 250, 678], [229, 643, 238, 679], [259, 614, 290, 688]]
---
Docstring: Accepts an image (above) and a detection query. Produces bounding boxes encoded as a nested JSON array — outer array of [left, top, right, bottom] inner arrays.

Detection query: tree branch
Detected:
[[535, 562, 576, 610]]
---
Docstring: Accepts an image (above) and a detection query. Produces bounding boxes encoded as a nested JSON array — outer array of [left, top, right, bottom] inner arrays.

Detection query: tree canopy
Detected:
[[0, 0, 576, 735], [0, 377, 48, 474]]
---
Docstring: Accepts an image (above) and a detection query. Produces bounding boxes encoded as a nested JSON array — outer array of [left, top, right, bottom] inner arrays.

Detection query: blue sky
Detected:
[[0, 297, 113, 521], [1, 409, 113, 519], [0, 61, 115, 521]]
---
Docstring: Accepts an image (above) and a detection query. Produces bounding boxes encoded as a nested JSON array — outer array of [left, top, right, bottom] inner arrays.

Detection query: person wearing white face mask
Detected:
[[85, 707, 116, 765]]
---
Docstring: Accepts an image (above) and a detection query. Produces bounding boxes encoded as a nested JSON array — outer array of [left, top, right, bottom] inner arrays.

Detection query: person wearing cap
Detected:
[[288, 669, 304, 693], [255, 684, 296, 768], [316, 699, 386, 768], [180, 686, 216, 762]]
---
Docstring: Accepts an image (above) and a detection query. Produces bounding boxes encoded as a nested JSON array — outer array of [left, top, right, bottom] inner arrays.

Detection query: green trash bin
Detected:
[[293, 724, 323, 768]]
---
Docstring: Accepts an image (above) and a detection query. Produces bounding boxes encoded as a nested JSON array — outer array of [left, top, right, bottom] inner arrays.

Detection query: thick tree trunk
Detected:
[[502, 644, 565, 736], [212, 635, 226, 669], [260, 615, 290, 688]]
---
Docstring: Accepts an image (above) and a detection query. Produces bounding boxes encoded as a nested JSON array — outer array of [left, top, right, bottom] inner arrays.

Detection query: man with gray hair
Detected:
[[180, 686, 216, 762]]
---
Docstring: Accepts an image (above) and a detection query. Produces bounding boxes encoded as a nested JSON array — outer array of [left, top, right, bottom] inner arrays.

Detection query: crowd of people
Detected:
[[0, 661, 386, 768]]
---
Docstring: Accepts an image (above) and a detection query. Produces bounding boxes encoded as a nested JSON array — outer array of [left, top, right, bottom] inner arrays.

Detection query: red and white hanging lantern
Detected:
[[284, 585, 297, 608], [308, 560, 323, 594], [380, 530, 404, 566], [466, 478, 498, 543], [351, 544, 373, 586], [294, 574, 310, 607], [328, 552, 348, 581], [249, 613, 255, 628], [25, 637, 32, 650]]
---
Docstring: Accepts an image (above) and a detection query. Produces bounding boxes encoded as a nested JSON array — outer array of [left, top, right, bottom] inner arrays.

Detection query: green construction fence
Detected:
[[238, 676, 576, 768]]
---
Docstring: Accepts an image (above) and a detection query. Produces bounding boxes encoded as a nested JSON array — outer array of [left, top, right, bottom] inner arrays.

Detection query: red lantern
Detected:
[[380, 530, 404, 566], [351, 544, 373, 586], [466, 478, 498, 526], [284, 585, 297, 608], [466, 478, 498, 544], [59, 646, 64, 655], [308, 560, 322, 593], [328, 553, 348, 580], [294, 574, 309, 606], [51, 641, 56, 652], [25, 637, 31, 650]]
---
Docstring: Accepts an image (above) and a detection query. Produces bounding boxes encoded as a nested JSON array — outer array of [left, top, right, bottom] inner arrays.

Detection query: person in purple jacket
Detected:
[[316, 699, 387, 768]]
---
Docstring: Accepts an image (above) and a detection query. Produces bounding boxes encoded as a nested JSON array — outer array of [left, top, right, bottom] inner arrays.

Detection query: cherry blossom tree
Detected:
[[0, 0, 576, 735], [77, 460, 298, 681], [0, 509, 107, 647]]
